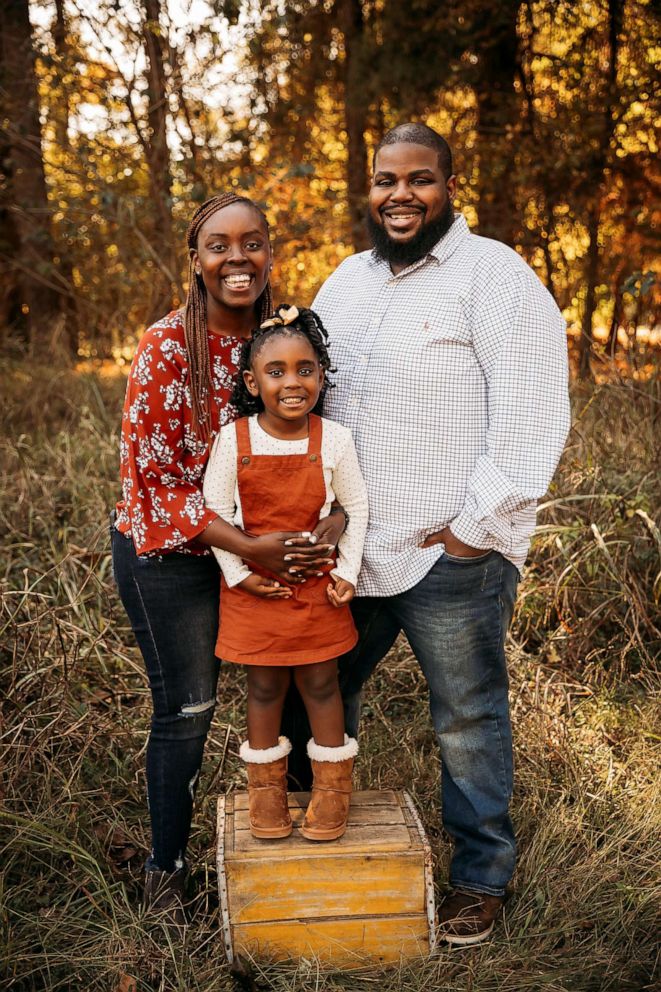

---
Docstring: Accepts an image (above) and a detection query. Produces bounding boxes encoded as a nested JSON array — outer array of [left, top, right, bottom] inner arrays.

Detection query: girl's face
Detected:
[[243, 333, 324, 432], [191, 202, 271, 314]]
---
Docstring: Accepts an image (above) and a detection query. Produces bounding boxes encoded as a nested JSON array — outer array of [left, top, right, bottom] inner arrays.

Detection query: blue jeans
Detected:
[[111, 524, 220, 873], [340, 551, 519, 896]]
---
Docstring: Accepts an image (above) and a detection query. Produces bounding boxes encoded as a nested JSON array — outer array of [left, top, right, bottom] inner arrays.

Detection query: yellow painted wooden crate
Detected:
[[216, 789, 437, 969]]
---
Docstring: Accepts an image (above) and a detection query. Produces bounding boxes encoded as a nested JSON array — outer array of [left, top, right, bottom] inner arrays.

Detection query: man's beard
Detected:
[[367, 199, 455, 267]]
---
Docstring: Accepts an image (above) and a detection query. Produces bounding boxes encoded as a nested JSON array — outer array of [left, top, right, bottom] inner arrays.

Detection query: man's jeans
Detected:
[[111, 524, 221, 873], [341, 551, 519, 896]]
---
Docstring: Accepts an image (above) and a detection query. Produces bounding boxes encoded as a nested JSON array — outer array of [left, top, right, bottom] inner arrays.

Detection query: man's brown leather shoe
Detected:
[[438, 889, 504, 945]]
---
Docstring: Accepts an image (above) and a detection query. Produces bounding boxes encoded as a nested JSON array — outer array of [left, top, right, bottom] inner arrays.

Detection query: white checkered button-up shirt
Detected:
[[313, 214, 570, 597]]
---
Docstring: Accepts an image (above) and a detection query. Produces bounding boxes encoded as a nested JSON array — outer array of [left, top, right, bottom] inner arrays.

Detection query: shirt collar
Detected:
[[367, 213, 470, 275]]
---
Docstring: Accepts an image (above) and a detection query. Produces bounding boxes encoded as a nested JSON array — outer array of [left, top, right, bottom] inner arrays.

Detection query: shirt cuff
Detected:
[[136, 507, 219, 556], [448, 510, 493, 551], [330, 561, 359, 587], [219, 555, 252, 588]]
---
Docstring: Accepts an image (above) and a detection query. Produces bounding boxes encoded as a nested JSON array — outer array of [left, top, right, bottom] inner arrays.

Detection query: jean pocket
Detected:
[[443, 549, 493, 564]]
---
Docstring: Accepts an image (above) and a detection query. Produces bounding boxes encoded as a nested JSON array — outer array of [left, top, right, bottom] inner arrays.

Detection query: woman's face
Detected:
[[191, 202, 271, 313]]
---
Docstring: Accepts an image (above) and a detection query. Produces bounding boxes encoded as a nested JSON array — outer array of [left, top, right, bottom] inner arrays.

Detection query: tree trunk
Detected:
[[473, 0, 521, 246], [0, 0, 64, 354], [338, 0, 369, 252], [51, 0, 79, 356], [142, 0, 178, 315], [0, 151, 23, 347], [577, 0, 624, 380], [52, 0, 70, 154]]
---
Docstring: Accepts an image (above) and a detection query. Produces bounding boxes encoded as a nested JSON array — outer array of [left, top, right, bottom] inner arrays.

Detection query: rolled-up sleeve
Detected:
[[450, 258, 570, 554]]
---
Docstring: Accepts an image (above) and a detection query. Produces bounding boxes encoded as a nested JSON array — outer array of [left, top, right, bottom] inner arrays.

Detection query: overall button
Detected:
[[309, 454, 318, 462], [241, 456, 250, 464]]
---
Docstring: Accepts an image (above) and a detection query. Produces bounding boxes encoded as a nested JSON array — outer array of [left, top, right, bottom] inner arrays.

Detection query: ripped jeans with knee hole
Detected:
[[111, 522, 221, 873]]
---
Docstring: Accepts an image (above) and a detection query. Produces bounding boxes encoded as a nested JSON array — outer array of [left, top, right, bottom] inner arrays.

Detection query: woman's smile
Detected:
[[191, 201, 272, 325], [222, 272, 254, 292]]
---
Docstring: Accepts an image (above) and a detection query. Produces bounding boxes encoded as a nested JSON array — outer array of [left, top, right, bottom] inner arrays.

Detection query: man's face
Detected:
[[368, 143, 456, 267]]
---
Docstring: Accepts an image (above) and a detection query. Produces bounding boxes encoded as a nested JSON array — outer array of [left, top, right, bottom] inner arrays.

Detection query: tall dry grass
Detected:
[[1, 359, 659, 991]]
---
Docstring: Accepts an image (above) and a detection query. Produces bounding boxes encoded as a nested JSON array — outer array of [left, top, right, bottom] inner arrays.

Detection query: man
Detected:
[[312, 122, 570, 945]]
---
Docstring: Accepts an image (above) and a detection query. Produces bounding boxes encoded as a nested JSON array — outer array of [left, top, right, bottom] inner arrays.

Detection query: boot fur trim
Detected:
[[307, 734, 358, 762], [240, 736, 292, 764]]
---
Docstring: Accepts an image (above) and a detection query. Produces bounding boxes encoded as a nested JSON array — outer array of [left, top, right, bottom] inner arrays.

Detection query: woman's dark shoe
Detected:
[[438, 889, 504, 945], [144, 867, 187, 935]]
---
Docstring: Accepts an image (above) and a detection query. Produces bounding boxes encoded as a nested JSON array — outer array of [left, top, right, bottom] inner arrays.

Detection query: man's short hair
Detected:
[[373, 123, 453, 180]]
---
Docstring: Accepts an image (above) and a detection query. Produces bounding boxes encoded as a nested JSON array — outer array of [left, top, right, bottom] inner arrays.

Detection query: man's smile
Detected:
[[381, 207, 425, 234]]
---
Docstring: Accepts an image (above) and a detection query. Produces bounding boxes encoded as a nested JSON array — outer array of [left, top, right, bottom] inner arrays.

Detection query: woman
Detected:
[[111, 192, 345, 925]]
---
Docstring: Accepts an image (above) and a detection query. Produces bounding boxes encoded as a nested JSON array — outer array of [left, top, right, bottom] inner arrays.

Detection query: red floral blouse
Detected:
[[115, 310, 243, 555]]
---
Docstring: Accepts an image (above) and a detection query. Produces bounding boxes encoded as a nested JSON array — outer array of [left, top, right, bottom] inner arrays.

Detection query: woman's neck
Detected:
[[206, 297, 255, 339]]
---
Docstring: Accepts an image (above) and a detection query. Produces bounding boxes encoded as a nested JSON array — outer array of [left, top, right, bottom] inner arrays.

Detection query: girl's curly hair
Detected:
[[231, 305, 335, 417]]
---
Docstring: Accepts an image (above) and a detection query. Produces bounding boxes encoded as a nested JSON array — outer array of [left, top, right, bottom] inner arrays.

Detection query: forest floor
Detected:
[[1, 359, 659, 992]]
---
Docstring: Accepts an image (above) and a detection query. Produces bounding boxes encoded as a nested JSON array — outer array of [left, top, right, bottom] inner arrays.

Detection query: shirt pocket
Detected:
[[422, 299, 471, 346], [420, 301, 477, 375]]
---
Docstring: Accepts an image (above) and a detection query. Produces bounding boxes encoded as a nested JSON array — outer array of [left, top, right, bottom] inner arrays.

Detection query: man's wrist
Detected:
[[449, 512, 491, 551]]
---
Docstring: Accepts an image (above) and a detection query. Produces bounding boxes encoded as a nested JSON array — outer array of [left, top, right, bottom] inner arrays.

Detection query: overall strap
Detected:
[[235, 417, 253, 460], [307, 414, 323, 458]]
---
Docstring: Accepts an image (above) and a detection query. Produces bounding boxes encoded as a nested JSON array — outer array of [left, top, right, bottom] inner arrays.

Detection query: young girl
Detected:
[[203, 305, 368, 842]]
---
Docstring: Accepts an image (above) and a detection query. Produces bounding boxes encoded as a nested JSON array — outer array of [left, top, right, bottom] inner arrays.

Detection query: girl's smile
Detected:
[[243, 333, 324, 439]]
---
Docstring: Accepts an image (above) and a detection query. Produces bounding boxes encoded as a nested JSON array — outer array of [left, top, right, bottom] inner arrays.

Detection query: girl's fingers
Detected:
[[326, 583, 344, 607]]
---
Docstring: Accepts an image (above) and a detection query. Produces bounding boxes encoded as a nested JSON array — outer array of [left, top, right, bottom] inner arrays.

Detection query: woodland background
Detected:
[[0, 0, 660, 373], [1, 2, 660, 991]]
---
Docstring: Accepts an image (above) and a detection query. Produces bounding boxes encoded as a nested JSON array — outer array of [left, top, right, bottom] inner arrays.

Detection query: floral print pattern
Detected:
[[115, 310, 242, 555]]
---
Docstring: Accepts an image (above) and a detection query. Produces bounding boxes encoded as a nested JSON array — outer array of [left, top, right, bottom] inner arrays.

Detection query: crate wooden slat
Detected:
[[217, 789, 437, 969]]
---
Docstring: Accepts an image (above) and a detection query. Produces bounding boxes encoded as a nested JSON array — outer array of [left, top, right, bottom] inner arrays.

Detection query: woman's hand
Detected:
[[238, 573, 293, 599], [279, 510, 346, 578], [313, 510, 345, 549], [244, 531, 314, 583]]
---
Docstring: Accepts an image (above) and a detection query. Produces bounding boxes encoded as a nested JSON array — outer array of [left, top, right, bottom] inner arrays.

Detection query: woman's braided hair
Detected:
[[184, 192, 273, 441], [231, 305, 335, 417]]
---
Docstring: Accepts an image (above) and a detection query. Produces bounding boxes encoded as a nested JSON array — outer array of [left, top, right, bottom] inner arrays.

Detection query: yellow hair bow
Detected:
[[260, 305, 300, 329]]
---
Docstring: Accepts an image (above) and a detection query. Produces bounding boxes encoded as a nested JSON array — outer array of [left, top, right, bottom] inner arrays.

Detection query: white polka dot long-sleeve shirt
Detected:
[[313, 213, 571, 596], [203, 415, 369, 588]]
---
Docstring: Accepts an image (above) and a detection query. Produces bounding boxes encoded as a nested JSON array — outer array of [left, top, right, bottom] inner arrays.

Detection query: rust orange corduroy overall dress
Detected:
[[215, 415, 358, 666]]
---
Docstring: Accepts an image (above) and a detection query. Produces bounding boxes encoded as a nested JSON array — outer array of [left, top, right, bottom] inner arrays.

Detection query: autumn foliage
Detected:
[[0, 0, 659, 377]]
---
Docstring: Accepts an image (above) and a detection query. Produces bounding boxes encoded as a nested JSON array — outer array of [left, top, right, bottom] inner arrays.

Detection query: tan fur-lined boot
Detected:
[[300, 735, 358, 841], [240, 737, 293, 839]]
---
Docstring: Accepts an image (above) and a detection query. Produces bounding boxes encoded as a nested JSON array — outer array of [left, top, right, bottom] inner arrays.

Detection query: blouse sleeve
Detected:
[[203, 425, 252, 586], [119, 327, 218, 554], [329, 427, 369, 587]]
